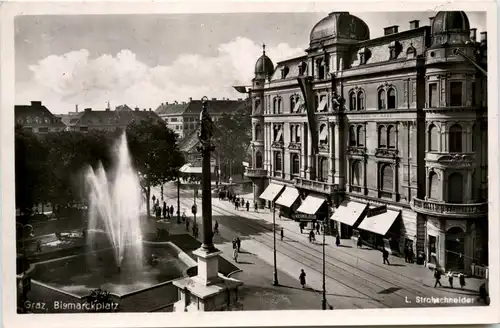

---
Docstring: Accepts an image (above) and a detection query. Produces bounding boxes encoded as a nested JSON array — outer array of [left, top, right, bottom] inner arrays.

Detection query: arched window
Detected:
[[291, 154, 300, 176], [378, 125, 387, 148], [378, 89, 386, 109], [277, 98, 282, 114], [319, 157, 328, 182], [381, 164, 394, 192], [255, 151, 263, 168], [429, 171, 439, 200], [448, 172, 463, 203], [387, 125, 396, 149], [349, 92, 356, 110], [319, 124, 328, 145], [357, 92, 365, 110], [290, 97, 296, 113], [273, 98, 278, 114], [349, 126, 356, 146], [387, 88, 396, 109], [352, 161, 361, 186], [357, 125, 364, 146], [296, 125, 301, 143], [255, 124, 262, 141], [471, 124, 476, 152], [274, 152, 282, 172], [428, 124, 439, 151], [449, 124, 463, 152]]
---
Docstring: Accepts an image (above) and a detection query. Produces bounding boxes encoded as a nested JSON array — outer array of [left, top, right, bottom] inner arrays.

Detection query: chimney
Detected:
[[31, 101, 42, 107], [480, 31, 487, 44], [84, 108, 92, 112], [135, 107, 139, 111], [143, 108, 146, 111], [212, 98, 217, 101], [429, 16, 434, 25], [384, 25, 399, 35], [470, 28, 477, 42], [76, 104, 79, 113], [149, 108, 152, 111], [189, 97, 192, 102], [165, 101, 169, 105], [409, 20, 419, 29], [161, 102, 164, 106]]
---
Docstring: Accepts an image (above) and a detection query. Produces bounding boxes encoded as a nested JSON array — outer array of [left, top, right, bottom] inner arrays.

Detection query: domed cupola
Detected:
[[254, 44, 274, 78], [431, 11, 471, 47], [310, 12, 370, 45]]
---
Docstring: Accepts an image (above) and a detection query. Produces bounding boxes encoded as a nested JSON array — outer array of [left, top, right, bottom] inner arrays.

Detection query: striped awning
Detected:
[[259, 183, 285, 202]]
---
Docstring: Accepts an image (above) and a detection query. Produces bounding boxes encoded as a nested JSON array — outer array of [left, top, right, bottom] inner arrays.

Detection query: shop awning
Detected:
[[296, 195, 325, 215], [275, 186, 299, 208], [330, 201, 368, 226], [179, 164, 203, 174], [357, 207, 401, 236], [259, 183, 285, 202]]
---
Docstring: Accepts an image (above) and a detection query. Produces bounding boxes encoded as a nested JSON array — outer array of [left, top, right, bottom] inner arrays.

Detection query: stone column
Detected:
[[328, 122, 334, 183], [441, 169, 446, 202], [300, 123, 307, 177], [334, 123, 344, 186], [438, 223, 446, 269], [306, 129, 314, 179]]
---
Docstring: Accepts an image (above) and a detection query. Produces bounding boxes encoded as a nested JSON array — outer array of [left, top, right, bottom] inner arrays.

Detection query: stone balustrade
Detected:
[[411, 197, 488, 218]]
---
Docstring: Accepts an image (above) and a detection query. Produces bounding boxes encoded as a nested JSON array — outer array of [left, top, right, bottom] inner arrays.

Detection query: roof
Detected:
[[58, 113, 84, 126], [71, 109, 163, 127], [156, 99, 247, 117], [15, 102, 66, 127], [115, 104, 133, 112], [178, 130, 200, 153]]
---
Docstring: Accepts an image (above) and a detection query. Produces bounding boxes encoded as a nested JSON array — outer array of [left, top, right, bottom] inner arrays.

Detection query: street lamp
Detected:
[[272, 201, 279, 286], [177, 174, 181, 224], [322, 212, 326, 310]]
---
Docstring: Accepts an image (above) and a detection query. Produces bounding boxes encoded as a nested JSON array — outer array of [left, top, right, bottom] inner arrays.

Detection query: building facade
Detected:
[[245, 11, 488, 273], [15, 101, 66, 133]]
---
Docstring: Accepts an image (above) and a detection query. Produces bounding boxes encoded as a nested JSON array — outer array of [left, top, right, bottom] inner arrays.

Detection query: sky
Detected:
[[15, 11, 486, 114]]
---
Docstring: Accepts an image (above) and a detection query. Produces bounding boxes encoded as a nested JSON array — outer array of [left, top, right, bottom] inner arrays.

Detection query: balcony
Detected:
[[244, 168, 267, 178], [295, 177, 338, 194], [411, 198, 488, 218]]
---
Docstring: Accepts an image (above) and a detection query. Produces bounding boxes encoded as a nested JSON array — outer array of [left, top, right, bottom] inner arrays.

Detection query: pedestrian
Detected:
[[280, 227, 284, 241], [434, 268, 442, 288], [185, 218, 190, 232], [254, 201, 258, 212], [404, 245, 409, 263], [357, 236, 363, 248], [192, 223, 197, 237], [408, 247, 414, 263], [459, 273, 466, 289], [447, 271, 454, 288], [299, 269, 306, 288], [170, 205, 174, 217], [163, 202, 167, 219], [309, 230, 315, 243], [182, 210, 187, 222], [299, 222, 303, 234], [236, 237, 241, 252], [214, 220, 219, 234], [36, 239, 42, 253], [246, 201, 250, 212], [234, 199, 238, 210], [336, 235, 341, 247], [156, 206, 161, 219], [233, 248, 239, 263], [382, 248, 390, 265], [316, 222, 320, 235]]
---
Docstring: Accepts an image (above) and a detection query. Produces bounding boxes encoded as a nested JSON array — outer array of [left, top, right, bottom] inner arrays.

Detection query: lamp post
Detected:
[[322, 214, 326, 310], [177, 174, 181, 224], [272, 202, 279, 286]]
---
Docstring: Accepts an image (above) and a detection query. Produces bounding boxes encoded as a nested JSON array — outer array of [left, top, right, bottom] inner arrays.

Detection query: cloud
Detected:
[[16, 37, 304, 114]]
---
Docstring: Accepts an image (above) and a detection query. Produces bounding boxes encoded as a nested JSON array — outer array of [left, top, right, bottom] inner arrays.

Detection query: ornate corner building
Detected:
[[245, 11, 488, 273]]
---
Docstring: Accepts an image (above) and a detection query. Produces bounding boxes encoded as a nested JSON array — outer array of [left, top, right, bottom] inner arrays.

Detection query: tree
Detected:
[[126, 119, 185, 217], [213, 101, 251, 179]]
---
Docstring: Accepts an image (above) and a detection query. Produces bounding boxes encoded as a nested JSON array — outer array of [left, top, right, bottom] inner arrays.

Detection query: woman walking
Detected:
[[299, 269, 306, 288]]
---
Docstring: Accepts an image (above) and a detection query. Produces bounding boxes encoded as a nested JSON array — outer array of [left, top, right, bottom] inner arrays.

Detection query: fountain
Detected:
[[85, 133, 143, 272]]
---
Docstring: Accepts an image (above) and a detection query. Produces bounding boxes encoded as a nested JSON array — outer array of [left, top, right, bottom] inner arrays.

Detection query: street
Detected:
[[155, 182, 484, 310]]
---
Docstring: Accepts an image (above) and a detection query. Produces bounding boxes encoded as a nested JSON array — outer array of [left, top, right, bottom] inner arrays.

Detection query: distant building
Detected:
[[155, 98, 247, 139], [15, 101, 66, 134]]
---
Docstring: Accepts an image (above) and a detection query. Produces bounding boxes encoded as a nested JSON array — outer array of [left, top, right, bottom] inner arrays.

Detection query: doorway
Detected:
[[445, 227, 465, 271]]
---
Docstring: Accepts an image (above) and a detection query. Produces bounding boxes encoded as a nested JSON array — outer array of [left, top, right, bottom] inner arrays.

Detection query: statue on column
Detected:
[[198, 97, 214, 147]]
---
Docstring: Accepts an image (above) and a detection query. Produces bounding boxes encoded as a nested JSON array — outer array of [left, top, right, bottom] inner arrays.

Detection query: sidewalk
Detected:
[[211, 194, 485, 296]]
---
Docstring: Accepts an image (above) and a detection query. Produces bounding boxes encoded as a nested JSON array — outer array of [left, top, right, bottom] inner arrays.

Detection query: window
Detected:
[[378, 126, 387, 148], [378, 89, 386, 109], [293, 97, 302, 113], [80, 126, 88, 132], [319, 124, 328, 145], [448, 173, 463, 203], [273, 98, 278, 114], [38, 127, 48, 133], [381, 164, 394, 192], [273, 125, 283, 142], [429, 83, 438, 108], [387, 125, 396, 148], [254, 99, 262, 114], [450, 81, 463, 106], [390, 47, 397, 60], [428, 124, 439, 151], [356, 126, 364, 147], [281, 66, 290, 79], [317, 59, 325, 80], [349, 92, 356, 110], [296, 125, 301, 143], [290, 97, 296, 113], [175, 126, 179, 130], [352, 161, 361, 186], [255, 151, 263, 168], [190, 123, 194, 130], [349, 126, 356, 146], [291, 154, 300, 176], [277, 98, 282, 114], [357, 92, 365, 110], [171, 118, 178, 122], [449, 124, 463, 152], [317, 95, 328, 112], [429, 171, 439, 200], [298, 62, 307, 75], [255, 124, 262, 140], [318, 157, 328, 182], [274, 152, 282, 172], [387, 88, 396, 109], [472, 124, 476, 152]]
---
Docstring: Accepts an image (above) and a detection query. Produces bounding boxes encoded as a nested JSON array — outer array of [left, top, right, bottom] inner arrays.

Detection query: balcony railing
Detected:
[[411, 198, 488, 218], [244, 168, 267, 178], [295, 177, 338, 194]]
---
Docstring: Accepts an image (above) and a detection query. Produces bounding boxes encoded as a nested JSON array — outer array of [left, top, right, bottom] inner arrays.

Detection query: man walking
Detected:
[[299, 222, 303, 234], [214, 220, 219, 234], [280, 227, 284, 241], [169, 205, 174, 218], [434, 268, 443, 288], [254, 201, 258, 212], [162, 201, 167, 219], [299, 269, 306, 288], [185, 218, 190, 232], [382, 248, 390, 265], [316, 222, 321, 235], [236, 237, 241, 252], [246, 201, 250, 212]]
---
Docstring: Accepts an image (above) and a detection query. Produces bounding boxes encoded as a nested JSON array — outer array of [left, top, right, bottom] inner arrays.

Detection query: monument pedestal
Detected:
[[173, 248, 243, 312]]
